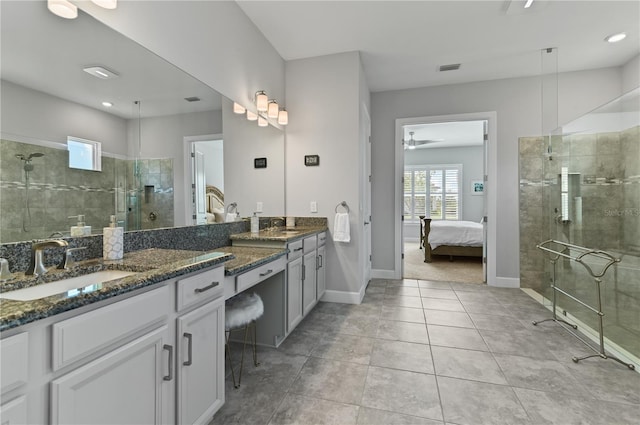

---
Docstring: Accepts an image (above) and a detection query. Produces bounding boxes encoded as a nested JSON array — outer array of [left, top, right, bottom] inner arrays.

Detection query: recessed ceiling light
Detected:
[[605, 33, 626, 43], [102, 101, 113, 107], [83, 66, 119, 80], [524, 0, 534, 9]]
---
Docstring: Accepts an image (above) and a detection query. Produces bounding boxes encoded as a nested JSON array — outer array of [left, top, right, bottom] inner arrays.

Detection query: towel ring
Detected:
[[335, 201, 350, 213]]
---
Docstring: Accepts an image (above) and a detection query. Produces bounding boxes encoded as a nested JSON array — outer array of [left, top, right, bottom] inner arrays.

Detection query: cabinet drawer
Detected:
[[288, 240, 304, 261], [0, 395, 27, 424], [303, 235, 317, 253], [317, 232, 327, 246], [176, 266, 225, 311], [236, 257, 286, 294], [52, 285, 170, 371], [0, 333, 28, 394]]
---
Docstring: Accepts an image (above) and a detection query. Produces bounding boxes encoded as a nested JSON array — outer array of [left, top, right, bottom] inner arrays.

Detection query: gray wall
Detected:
[[371, 67, 623, 279], [194, 140, 224, 191], [404, 146, 485, 222], [285, 52, 369, 299], [1, 80, 128, 155]]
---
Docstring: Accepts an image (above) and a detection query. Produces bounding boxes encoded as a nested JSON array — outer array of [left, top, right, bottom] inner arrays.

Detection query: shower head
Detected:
[[15, 153, 44, 162]]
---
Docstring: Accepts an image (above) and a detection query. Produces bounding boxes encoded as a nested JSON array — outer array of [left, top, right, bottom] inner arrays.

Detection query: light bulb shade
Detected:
[[277, 109, 289, 125], [267, 100, 279, 119], [233, 102, 246, 114], [255, 91, 268, 112], [258, 116, 268, 127], [246, 110, 258, 121], [91, 0, 118, 9], [48, 0, 78, 19]]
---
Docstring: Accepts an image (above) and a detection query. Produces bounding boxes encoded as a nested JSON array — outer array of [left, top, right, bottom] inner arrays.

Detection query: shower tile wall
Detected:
[[0, 139, 119, 243], [135, 158, 174, 230], [519, 125, 640, 358]]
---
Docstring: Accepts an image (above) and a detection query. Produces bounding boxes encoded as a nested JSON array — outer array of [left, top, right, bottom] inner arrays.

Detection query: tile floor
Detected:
[[210, 279, 640, 425]]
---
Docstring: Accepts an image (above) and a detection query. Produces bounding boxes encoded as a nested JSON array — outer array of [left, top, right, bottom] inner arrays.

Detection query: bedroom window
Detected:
[[404, 164, 461, 221]]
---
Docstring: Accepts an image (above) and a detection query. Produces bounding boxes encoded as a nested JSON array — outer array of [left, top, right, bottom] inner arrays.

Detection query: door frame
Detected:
[[394, 112, 498, 286], [183, 133, 223, 226]]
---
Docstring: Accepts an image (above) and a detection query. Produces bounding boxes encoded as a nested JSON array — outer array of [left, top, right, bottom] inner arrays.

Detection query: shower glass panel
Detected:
[[538, 87, 640, 360]]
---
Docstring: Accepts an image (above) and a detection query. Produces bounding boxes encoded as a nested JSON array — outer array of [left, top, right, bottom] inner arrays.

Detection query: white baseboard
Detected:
[[322, 286, 366, 304], [372, 269, 396, 279], [490, 277, 520, 288]]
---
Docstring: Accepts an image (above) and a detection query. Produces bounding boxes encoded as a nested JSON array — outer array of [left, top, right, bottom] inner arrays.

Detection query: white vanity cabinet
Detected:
[[317, 232, 327, 300], [175, 267, 225, 425], [302, 236, 318, 316], [0, 332, 29, 425], [286, 239, 304, 333], [0, 263, 227, 425], [50, 325, 172, 425]]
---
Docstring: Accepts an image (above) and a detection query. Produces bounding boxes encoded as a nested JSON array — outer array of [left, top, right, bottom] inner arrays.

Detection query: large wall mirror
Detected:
[[0, 0, 285, 244]]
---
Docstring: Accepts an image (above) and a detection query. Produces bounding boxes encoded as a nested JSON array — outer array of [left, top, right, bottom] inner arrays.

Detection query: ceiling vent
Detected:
[[83, 66, 119, 80], [184, 96, 201, 102], [439, 63, 461, 72]]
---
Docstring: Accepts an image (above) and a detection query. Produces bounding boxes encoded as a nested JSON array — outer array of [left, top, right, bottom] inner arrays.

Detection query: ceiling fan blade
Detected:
[[413, 139, 444, 145]]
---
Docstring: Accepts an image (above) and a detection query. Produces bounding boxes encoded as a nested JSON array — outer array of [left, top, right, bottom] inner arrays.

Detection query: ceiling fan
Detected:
[[402, 131, 444, 149]]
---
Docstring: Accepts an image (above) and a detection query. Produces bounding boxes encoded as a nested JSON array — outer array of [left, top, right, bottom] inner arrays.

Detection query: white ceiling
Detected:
[[237, 0, 640, 93], [0, 1, 222, 120]]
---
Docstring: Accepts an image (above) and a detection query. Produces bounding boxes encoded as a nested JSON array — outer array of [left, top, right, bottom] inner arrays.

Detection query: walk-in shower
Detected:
[[15, 152, 44, 231]]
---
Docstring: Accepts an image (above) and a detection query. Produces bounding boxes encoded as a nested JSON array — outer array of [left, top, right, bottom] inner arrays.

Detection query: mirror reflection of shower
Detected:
[[15, 152, 45, 232]]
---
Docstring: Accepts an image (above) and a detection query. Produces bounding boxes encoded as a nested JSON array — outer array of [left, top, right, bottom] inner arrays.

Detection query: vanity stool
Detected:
[[224, 292, 264, 388]]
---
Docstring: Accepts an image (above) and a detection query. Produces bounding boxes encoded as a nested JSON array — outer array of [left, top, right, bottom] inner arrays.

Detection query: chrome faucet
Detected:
[[26, 239, 69, 276], [269, 217, 285, 229]]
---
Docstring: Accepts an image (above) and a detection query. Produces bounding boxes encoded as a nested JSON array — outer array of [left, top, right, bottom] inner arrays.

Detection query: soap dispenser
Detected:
[[69, 215, 91, 237], [103, 215, 123, 260], [251, 212, 260, 233]]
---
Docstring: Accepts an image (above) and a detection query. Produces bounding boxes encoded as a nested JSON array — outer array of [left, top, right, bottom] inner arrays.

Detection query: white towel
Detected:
[[333, 213, 350, 243], [225, 213, 236, 223]]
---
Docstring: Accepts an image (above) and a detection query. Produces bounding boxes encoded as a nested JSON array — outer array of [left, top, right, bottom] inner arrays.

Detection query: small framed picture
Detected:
[[305, 155, 320, 166], [471, 180, 484, 195], [254, 157, 267, 169]]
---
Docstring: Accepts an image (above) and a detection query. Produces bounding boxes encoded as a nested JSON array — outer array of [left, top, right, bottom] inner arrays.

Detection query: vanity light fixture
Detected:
[[246, 110, 258, 121], [255, 91, 268, 112], [233, 102, 246, 114], [258, 116, 269, 127], [267, 100, 279, 119], [102, 101, 113, 107], [277, 108, 289, 126], [47, 0, 77, 19], [91, 0, 118, 9], [605, 33, 626, 43]]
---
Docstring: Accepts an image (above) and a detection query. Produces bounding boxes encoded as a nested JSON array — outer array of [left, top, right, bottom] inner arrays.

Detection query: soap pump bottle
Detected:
[[251, 212, 260, 233], [103, 215, 124, 260], [70, 214, 91, 237]]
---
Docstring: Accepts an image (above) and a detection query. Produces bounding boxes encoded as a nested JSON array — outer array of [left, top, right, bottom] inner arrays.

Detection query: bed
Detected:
[[205, 185, 225, 223], [421, 217, 484, 263]]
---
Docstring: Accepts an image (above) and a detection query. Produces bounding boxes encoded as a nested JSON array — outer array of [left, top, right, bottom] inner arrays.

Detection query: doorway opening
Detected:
[[395, 112, 497, 285], [184, 134, 224, 226]]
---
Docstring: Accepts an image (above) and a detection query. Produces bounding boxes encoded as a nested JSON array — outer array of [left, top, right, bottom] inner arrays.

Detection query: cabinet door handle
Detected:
[[163, 344, 173, 381], [294, 247, 303, 252], [316, 255, 319, 270], [183, 333, 193, 366], [194, 281, 219, 293], [319, 254, 323, 268], [259, 269, 273, 277]]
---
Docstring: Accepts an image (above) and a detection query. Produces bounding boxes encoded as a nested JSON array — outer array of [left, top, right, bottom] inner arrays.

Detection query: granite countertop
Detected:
[[230, 226, 328, 242], [0, 248, 234, 332], [214, 246, 288, 276]]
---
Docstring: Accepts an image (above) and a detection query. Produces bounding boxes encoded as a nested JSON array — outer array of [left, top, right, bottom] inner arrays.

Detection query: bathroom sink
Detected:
[[0, 270, 137, 301]]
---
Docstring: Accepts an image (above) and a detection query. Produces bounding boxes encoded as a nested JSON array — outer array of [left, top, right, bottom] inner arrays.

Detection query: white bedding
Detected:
[[427, 220, 483, 249]]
